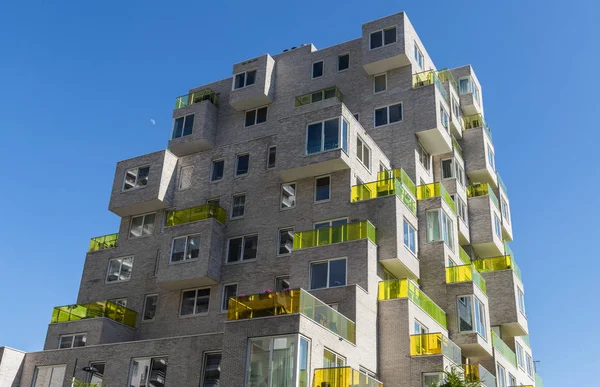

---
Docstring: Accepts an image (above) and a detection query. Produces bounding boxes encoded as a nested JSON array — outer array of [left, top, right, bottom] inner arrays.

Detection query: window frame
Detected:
[[122, 165, 150, 192], [226, 234, 259, 263], [517, 288, 526, 315], [403, 218, 417, 255], [312, 60, 324, 79], [142, 294, 158, 322], [374, 102, 403, 127], [128, 356, 169, 387], [309, 257, 347, 290], [356, 136, 371, 171], [314, 175, 331, 203], [235, 153, 250, 177], [266, 146, 277, 169], [487, 144, 496, 170], [58, 333, 87, 349], [501, 197, 511, 224], [440, 105, 449, 130], [369, 25, 397, 50], [201, 352, 222, 387], [210, 159, 225, 182], [244, 106, 268, 127], [280, 182, 297, 210], [525, 352, 534, 377], [277, 227, 294, 256], [337, 53, 350, 72], [169, 234, 201, 263], [426, 209, 455, 251], [129, 212, 156, 239], [441, 158, 465, 186], [516, 342, 525, 370], [373, 73, 387, 94], [275, 275, 291, 292], [105, 256, 134, 284], [456, 294, 488, 339], [494, 213, 502, 238], [231, 193, 246, 219], [232, 69, 257, 90], [171, 113, 195, 139], [178, 165, 193, 190], [33, 365, 67, 387], [323, 347, 346, 368], [221, 283, 238, 312], [86, 362, 105, 384], [305, 117, 348, 155], [496, 363, 506, 387], [179, 287, 211, 317], [417, 142, 431, 172], [414, 43, 424, 69]]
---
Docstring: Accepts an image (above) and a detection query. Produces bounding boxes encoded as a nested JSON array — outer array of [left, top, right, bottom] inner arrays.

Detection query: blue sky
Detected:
[[0, 1, 597, 385]]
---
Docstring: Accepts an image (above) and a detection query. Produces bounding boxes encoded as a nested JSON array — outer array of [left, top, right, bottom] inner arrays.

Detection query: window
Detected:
[[32, 365, 66, 387], [426, 210, 454, 250], [267, 146, 276, 169], [315, 176, 331, 202], [278, 228, 294, 255], [487, 146, 495, 170], [202, 353, 222, 387], [129, 213, 156, 238], [356, 137, 371, 170], [129, 357, 168, 386], [370, 26, 396, 49], [314, 218, 348, 230], [245, 106, 268, 127], [494, 214, 502, 238], [526, 352, 534, 377], [417, 143, 431, 171], [180, 288, 210, 316], [206, 197, 220, 206], [459, 76, 480, 104], [210, 160, 224, 182], [516, 342, 525, 369], [403, 219, 417, 254], [235, 154, 250, 176], [170, 235, 200, 262], [353, 113, 359, 121], [227, 235, 258, 262], [58, 333, 86, 349], [414, 320, 428, 335], [234, 70, 256, 89], [374, 103, 402, 127], [518, 288, 526, 315], [123, 166, 150, 191], [176, 165, 194, 191], [422, 372, 444, 387], [310, 258, 346, 289], [323, 348, 346, 368], [441, 158, 465, 186], [231, 194, 246, 218], [106, 256, 133, 283], [501, 198, 511, 224], [337, 54, 349, 71], [109, 297, 127, 307], [414, 44, 424, 68], [459, 78, 470, 94], [221, 283, 238, 311], [312, 60, 323, 78], [457, 295, 487, 339], [440, 106, 449, 130], [86, 362, 105, 384], [374, 73, 387, 93], [452, 195, 468, 223], [451, 97, 460, 118], [281, 183, 296, 209], [275, 276, 290, 291], [306, 117, 348, 155], [496, 363, 506, 387], [172, 114, 194, 139], [143, 294, 158, 321], [508, 374, 517, 387]]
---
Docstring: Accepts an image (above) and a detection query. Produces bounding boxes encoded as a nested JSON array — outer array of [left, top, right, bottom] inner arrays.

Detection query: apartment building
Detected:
[[0, 11, 545, 387]]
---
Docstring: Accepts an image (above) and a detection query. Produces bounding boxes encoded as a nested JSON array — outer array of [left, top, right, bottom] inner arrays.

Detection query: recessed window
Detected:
[[312, 60, 324, 78], [414, 44, 424, 68], [501, 197, 511, 224], [508, 374, 517, 387], [170, 235, 200, 262], [417, 143, 431, 171], [516, 342, 525, 369], [267, 146, 277, 169], [314, 218, 348, 229], [86, 362, 105, 384], [235, 154, 250, 176], [324, 348, 346, 368], [315, 176, 331, 202], [518, 288, 526, 315], [487, 145, 496, 170], [440, 106, 449, 130], [403, 219, 416, 254], [278, 228, 294, 255], [457, 295, 487, 339], [202, 353, 222, 387], [494, 214, 502, 238], [246, 336, 310, 387], [172, 114, 194, 139], [245, 106, 268, 127], [525, 352, 534, 377], [33, 365, 66, 387], [179, 165, 193, 190], [356, 137, 371, 170], [275, 276, 291, 291], [210, 160, 224, 182], [306, 117, 348, 155], [281, 183, 296, 209], [233, 70, 256, 90], [310, 258, 347, 289], [59, 333, 86, 349], [106, 256, 133, 283], [459, 76, 481, 104], [370, 26, 397, 49], [129, 213, 156, 238], [123, 166, 150, 191], [441, 158, 465, 186], [374, 103, 402, 127], [129, 357, 168, 386], [426, 209, 454, 250], [180, 288, 210, 316], [337, 54, 349, 71], [221, 283, 238, 311], [374, 73, 387, 93], [496, 363, 506, 387], [451, 195, 468, 223], [109, 297, 127, 307], [143, 294, 158, 321], [231, 194, 246, 218], [227, 235, 258, 263], [451, 97, 460, 118]]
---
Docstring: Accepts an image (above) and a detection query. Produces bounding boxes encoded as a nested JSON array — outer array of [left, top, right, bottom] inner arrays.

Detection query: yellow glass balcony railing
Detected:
[[88, 233, 119, 252], [377, 168, 416, 197], [378, 280, 447, 328], [416, 182, 457, 214], [312, 367, 383, 387], [459, 246, 471, 264], [295, 87, 343, 107], [446, 265, 487, 294], [228, 289, 356, 344], [165, 203, 226, 227], [467, 183, 500, 210], [410, 333, 462, 364], [437, 68, 459, 97], [51, 301, 137, 328], [352, 177, 416, 214], [293, 220, 376, 250], [535, 373, 544, 387], [174, 88, 219, 109], [412, 70, 448, 101], [463, 364, 496, 387], [491, 331, 517, 366], [463, 113, 492, 140], [471, 255, 523, 281]]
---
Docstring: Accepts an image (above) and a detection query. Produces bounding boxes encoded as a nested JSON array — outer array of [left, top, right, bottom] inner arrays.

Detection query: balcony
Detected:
[[51, 301, 137, 328], [169, 91, 219, 156], [491, 331, 517, 366], [451, 65, 482, 116], [228, 289, 356, 344], [471, 255, 522, 282], [312, 367, 382, 387], [293, 220, 376, 250], [446, 265, 487, 294], [295, 87, 342, 107], [467, 184, 503, 258], [410, 333, 462, 364], [174, 89, 219, 110], [416, 182, 457, 214], [535, 373, 544, 387], [88, 233, 118, 252], [459, 246, 471, 264], [412, 70, 448, 101], [462, 115, 497, 188], [463, 114, 492, 140], [229, 53, 275, 111], [463, 364, 495, 387], [352, 174, 416, 214], [378, 279, 447, 328], [165, 204, 226, 227], [467, 184, 499, 210]]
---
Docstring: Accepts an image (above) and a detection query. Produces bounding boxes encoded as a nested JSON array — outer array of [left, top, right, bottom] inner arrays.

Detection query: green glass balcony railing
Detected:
[[535, 373, 544, 387], [521, 335, 531, 348], [413, 70, 448, 101], [467, 183, 500, 210], [459, 246, 472, 264], [452, 136, 463, 158], [293, 220, 376, 250], [312, 367, 382, 387], [446, 265, 487, 294], [352, 177, 416, 214], [437, 69, 459, 97], [463, 364, 496, 387], [165, 204, 226, 227], [88, 233, 119, 252], [491, 331, 517, 366], [497, 172, 508, 195], [51, 301, 137, 328], [410, 333, 462, 364], [416, 182, 457, 214], [295, 87, 343, 107], [463, 113, 492, 140], [228, 289, 356, 344], [471, 255, 522, 282], [174, 88, 219, 109], [378, 279, 447, 328]]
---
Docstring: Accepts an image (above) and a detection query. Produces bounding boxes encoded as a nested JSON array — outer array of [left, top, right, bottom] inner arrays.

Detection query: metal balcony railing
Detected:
[[174, 89, 219, 109], [51, 301, 137, 328], [88, 233, 119, 252], [293, 220, 376, 250]]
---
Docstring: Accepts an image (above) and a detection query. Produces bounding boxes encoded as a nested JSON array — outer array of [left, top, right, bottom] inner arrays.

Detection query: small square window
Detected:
[[374, 74, 387, 93], [235, 154, 249, 176], [384, 27, 397, 45], [315, 176, 331, 202], [281, 183, 296, 209], [170, 235, 200, 262], [210, 160, 224, 182], [266, 146, 276, 169], [278, 228, 294, 255], [312, 61, 324, 78], [106, 257, 133, 283], [231, 194, 246, 218], [370, 26, 396, 49], [123, 166, 150, 191], [129, 213, 156, 238], [233, 70, 257, 90], [337, 54, 349, 71], [245, 106, 268, 127]]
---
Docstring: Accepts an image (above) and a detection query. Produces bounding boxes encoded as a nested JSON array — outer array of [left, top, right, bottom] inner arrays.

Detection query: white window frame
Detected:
[[457, 294, 487, 339], [210, 159, 225, 182], [374, 102, 403, 127], [178, 165, 193, 190], [171, 113, 194, 139], [314, 175, 331, 203], [312, 60, 324, 79], [441, 158, 465, 186], [337, 53, 349, 72], [179, 287, 211, 317], [277, 227, 294, 256], [501, 197, 511, 224], [58, 333, 87, 349], [369, 25, 397, 50], [226, 234, 259, 263], [129, 212, 156, 239], [169, 234, 201, 263], [403, 219, 417, 255], [494, 213, 502, 238], [451, 195, 468, 223], [305, 117, 347, 155], [487, 144, 496, 170], [356, 137, 371, 171], [440, 105, 449, 130], [525, 352, 534, 377], [426, 209, 455, 251], [496, 363, 506, 387], [508, 373, 517, 387], [266, 146, 276, 169], [105, 256, 134, 284], [373, 73, 387, 94], [309, 257, 347, 290], [122, 166, 150, 192], [232, 69, 257, 90], [280, 182, 297, 210], [414, 43, 424, 69], [414, 319, 428, 335], [245, 106, 268, 127], [517, 288, 526, 315], [353, 113, 360, 121], [231, 193, 246, 219], [235, 153, 250, 177], [323, 347, 346, 367], [417, 142, 431, 172], [516, 342, 525, 370], [33, 365, 67, 387], [142, 294, 158, 322], [221, 283, 238, 312]]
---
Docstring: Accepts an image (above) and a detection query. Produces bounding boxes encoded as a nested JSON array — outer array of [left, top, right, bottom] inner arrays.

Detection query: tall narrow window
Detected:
[[221, 283, 238, 311], [312, 61, 324, 78], [179, 165, 193, 190], [459, 77, 470, 95], [356, 137, 371, 170], [516, 342, 525, 369], [129, 357, 168, 386], [87, 362, 105, 384], [170, 235, 200, 262], [403, 219, 417, 254], [180, 288, 210, 315], [315, 176, 331, 202], [517, 288, 526, 315], [106, 257, 133, 283], [374, 73, 387, 93], [227, 235, 258, 262], [172, 114, 194, 139], [231, 194, 246, 218], [310, 258, 347, 289], [418, 143, 430, 171], [267, 146, 276, 169], [280, 183, 296, 209], [143, 294, 158, 321], [337, 54, 349, 71], [457, 295, 487, 338], [494, 214, 502, 238], [501, 198, 511, 224], [508, 374, 517, 387], [123, 166, 150, 191], [440, 106, 449, 130], [526, 353, 534, 377], [129, 213, 156, 238], [210, 160, 224, 182], [414, 44, 424, 68], [235, 154, 250, 176], [278, 228, 294, 255], [202, 353, 222, 387], [246, 335, 309, 387], [426, 210, 454, 250], [233, 70, 256, 89], [441, 159, 454, 179], [487, 146, 496, 170], [496, 363, 506, 387]]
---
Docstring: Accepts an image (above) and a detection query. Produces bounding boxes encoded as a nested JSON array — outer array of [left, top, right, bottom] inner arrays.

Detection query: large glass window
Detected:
[[356, 137, 371, 170], [129, 213, 156, 238], [403, 219, 417, 254], [202, 353, 222, 387], [221, 283, 238, 311], [457, 295, 487, 339], [370, 26, 397, 49], [315, 176, 331, 202], [281, 183, 296, 209], [58, 333, 86, 349], [123, 166, 150, 191], [210, 160, 224, 182], [232, 194, 246, 218], [374, 103, 402, 127], [323, 348, 346, 368], [170, 235, 200, 262], [143, 294, 158, 321], [306, 118, 347, 155], [32, 365, 66, 387], [426, 210, 454, 250], [310, 258, 346, 289], [106, 256, 133, 283], [180, 288, 210, 316], [234, 70, 256, 89], [129, 357, 168, 387], [278, 228, 294, 255], [441, 158, 465, 186], [227, 235, 258, 262], [172, 114, 194, 139]]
